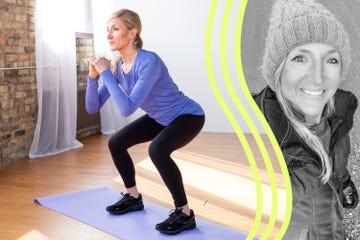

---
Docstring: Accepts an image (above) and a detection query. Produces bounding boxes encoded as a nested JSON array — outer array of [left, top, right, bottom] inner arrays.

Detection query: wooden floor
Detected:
[[0, 132, 286, 240]]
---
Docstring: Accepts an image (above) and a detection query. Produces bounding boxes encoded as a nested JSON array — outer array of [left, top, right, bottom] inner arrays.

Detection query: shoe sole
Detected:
[[156, 221, 196, 235], [107, 203, 144, 215]]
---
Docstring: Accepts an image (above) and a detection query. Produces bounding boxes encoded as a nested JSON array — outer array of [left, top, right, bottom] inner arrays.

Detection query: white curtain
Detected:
[[29, 0, 84, 158]]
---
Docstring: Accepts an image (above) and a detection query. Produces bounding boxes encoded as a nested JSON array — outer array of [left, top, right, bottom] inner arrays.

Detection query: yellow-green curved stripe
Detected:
[[205, 0, 263, 239], [220, 0, 268, 238], [220, 1, 279, 239], [234, 1, 293, 239]]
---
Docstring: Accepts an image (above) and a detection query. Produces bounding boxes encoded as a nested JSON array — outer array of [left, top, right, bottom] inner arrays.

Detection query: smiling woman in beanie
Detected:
[[253, 0, 359, 239]]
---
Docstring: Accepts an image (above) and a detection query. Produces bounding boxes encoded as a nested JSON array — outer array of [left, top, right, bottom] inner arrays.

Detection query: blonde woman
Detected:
[[86, 9, 204, 235], [253, 0, 358, 239]]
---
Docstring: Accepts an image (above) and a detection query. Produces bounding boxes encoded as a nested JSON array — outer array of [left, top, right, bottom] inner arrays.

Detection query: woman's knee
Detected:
[[148, 141, 169, 163], [108, 133, 126, 154]]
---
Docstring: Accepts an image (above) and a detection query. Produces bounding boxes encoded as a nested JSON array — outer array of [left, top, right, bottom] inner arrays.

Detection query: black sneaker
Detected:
[[155, 208, 196, 235], [106, 193, 144, 215]]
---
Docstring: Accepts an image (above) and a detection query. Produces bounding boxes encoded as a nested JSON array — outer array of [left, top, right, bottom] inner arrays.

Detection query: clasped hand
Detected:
[[88, 57, 111, 78]]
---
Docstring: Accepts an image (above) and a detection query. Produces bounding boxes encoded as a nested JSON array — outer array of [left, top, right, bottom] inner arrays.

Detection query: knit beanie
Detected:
[[261, 0, 351, 90]]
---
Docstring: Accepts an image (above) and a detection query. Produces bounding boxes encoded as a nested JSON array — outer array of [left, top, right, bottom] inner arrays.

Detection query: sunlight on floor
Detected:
[[17, 230, 49, 240], [136, 157, 286, 220]]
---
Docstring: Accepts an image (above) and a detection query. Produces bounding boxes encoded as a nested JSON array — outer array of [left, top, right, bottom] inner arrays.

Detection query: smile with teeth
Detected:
[[302, 89, 324, 96]]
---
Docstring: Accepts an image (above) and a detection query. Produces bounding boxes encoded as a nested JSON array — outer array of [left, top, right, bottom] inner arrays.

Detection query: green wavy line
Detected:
[[234, 1, 293, 239], [219, 0, 265, 238], [220, 0, 279, 239], [232, 1, 278, 238], [205, 0, 262, 239]]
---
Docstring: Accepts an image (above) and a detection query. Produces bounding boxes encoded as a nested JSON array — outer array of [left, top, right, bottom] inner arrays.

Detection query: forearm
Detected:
[[98, 53, 161, 116], [85, 77, 110, 114], [100, 69, 138, 116], [85, 77, 101, 114]]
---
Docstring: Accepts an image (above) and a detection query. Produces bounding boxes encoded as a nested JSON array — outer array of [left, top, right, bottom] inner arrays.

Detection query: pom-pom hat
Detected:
[[261, 0, 351, 90]]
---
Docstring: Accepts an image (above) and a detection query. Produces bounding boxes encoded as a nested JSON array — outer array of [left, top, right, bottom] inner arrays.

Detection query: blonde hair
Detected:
[[110, 9, 143, 75], [274, 60, 335, 183]]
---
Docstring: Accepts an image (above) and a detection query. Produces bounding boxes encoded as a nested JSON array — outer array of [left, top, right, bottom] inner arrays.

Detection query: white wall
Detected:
[[91, 0, 263, 133]]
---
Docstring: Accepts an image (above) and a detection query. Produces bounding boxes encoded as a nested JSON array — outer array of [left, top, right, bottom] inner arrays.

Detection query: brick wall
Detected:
[[76, 34, 101, 139], [0, 0, 37, 166], [76, 35, 94, 88]]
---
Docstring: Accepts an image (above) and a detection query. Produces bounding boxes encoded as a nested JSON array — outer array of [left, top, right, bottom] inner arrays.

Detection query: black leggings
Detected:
[[108, 114, 205, 207]]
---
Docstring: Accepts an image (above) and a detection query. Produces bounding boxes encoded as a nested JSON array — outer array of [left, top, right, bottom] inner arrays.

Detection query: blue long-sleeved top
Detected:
[[86, 49, 204, 126]]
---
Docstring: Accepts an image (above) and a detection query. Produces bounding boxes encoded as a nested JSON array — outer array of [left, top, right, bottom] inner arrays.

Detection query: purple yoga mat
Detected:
[[34, 187, 252, 240]]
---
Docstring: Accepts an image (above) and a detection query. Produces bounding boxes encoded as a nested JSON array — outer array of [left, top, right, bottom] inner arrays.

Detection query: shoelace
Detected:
[[117, 192, 131, 202], [120, 192, 130, 197], [167, 209, 185, 224]]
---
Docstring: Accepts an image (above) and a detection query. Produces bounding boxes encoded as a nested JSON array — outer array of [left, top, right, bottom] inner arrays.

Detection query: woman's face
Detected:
[[106, 17, 136, 52], [280, 43, 342, 124]]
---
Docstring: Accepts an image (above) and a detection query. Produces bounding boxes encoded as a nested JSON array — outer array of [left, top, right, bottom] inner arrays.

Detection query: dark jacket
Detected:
[[253, 86, 358, 240]]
